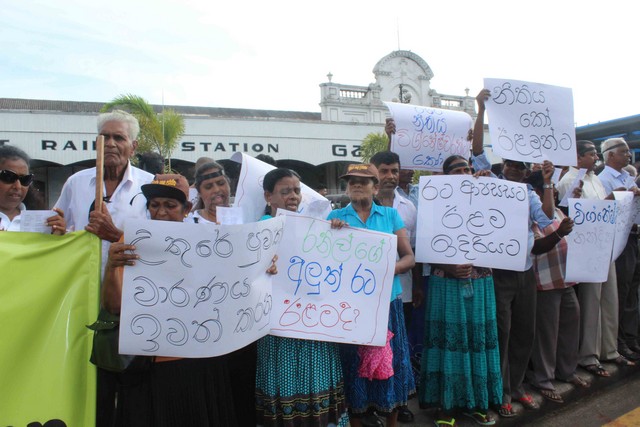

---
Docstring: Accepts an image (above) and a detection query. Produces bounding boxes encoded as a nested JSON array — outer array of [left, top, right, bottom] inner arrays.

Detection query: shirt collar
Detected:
[[345, 201, 385, 218], [90, 162, 134, 185], [0, 203, 25, 224], [569, 166, 594, 176], [394, 188, 409, 206], [604, 165, 624, 179]]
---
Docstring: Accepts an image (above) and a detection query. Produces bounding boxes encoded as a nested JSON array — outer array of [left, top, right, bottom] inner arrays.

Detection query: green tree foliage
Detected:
[[360, 132, 389, 163], [101, 94, 185, 169]]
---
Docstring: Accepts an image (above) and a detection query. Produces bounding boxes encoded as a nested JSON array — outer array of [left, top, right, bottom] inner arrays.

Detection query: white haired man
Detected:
[[598, 138, 640, 363], [54, 109, 154, 427]]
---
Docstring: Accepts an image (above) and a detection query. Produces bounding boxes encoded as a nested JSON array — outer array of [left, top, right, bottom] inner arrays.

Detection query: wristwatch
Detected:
[[543, 183, 554, 189]]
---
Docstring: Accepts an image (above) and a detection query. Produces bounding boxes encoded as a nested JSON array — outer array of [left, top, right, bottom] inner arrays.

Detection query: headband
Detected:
[[443, 161, 469, 174], [195, 170, 225, 185], [602, 142, 627, 153]]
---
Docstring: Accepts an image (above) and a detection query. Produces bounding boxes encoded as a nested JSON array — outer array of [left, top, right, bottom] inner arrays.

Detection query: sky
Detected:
[[1, 0, 637, 127]]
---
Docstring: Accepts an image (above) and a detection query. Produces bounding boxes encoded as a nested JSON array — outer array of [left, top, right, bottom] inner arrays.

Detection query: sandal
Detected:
[[583, 364, 611, 377], [498, 403, 517, 418], [433, 417, 457, 427], [564, 375, 591, 388], [539, 389, 564, 403], [604, 355, 636, 366], [463, 411, 496, 425], [517, 394, 540, 409]]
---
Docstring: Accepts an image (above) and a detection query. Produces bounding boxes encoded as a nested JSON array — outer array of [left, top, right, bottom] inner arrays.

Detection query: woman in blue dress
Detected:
[[327, 163, 415, 427], [418, 155, 502, 427], [255, 168, 349, 427]]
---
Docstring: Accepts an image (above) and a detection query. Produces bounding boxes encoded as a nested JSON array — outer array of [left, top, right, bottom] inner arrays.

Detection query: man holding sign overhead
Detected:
[[472, 88, 555, 417]]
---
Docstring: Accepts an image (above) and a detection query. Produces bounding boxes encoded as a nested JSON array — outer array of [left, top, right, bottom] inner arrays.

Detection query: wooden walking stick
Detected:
[[95, 135, 105, 212]]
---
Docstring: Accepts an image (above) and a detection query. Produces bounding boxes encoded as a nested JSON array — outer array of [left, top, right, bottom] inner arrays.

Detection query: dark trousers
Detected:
[[493, 268, 537, 403], [529, 287, 580, 390], [615, 234, 640, 351]]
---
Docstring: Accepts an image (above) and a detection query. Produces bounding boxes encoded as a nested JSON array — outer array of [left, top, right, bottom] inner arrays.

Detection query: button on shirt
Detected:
[[327, 203, 406, 300], [471, 151, 553, 270], [0, 203, 26, 232], [54, 164, 154, 274]]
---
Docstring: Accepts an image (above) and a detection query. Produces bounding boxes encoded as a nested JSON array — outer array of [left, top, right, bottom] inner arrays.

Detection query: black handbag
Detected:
[[87, 308, 152, 373]]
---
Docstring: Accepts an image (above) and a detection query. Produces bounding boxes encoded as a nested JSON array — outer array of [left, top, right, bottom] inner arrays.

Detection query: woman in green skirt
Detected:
[[419, 155, 502, 427]]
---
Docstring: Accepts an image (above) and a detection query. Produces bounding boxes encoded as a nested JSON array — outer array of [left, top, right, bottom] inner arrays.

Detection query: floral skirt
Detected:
[[419, 275, 502, 411]]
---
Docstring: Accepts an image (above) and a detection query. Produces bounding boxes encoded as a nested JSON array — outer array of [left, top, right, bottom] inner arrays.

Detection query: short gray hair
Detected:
[[601, 137, 627, 162], [97, 109, 140, 141]]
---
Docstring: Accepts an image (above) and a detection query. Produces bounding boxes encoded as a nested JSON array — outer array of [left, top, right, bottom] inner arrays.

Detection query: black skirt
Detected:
[[99, 357, 237, 427]]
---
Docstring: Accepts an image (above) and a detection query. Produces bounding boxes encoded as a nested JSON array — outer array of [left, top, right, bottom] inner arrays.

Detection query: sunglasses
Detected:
[[0, 169, 34, 186]]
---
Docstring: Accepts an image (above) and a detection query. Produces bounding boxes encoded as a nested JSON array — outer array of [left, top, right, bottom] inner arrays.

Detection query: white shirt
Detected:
[[0, 203, 26, 232], [557, 167, 607, 201], [54, 163, 154, 274], [392, 188, 417, 303]]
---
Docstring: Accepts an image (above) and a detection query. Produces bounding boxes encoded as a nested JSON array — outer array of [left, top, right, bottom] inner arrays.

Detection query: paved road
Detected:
[[356, 362, 640, 426]]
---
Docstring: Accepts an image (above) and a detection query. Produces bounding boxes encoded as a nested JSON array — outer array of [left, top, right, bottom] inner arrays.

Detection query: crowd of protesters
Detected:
[[3, 91, 640, 427]]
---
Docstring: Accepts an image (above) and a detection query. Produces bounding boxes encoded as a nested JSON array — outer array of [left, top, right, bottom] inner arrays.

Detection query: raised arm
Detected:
[[472, 89, 491, 156], [540, 160, 556, 219]]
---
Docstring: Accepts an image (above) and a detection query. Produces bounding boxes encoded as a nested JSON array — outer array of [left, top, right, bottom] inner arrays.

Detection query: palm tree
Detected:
[[359, 132, 389, 163], [101, 94, 185, 170]]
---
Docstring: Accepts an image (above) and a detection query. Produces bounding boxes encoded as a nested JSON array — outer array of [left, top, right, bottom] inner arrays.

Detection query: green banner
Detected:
[[0, 231, 100, 427]]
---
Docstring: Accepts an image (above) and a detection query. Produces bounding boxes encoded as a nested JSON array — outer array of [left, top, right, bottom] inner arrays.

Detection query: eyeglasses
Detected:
[[0, 169, 34, 186]]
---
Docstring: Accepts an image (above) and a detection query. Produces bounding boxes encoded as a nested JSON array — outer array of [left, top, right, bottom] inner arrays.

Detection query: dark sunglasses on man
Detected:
[[0, 169, 34, 186]]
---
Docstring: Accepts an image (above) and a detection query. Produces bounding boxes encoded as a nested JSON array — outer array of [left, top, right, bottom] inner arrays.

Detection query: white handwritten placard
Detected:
[[270, 213, 397, 346], [415, 175, 529, 271], [19, 210, 55, 233], [611, 191, 637, 263], [565, 198, 616, 283], [119, 216, 285, 357], [385, 102, 472, 172], [484, 78, 576, 166], [231, 152, 332, 224]]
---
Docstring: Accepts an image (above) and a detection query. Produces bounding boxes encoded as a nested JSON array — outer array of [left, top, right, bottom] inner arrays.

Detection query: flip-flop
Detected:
[[517, 394, 540, 409], [564, 375, 591, 388], [463, 411, 496, 425], [433, 416, 457, 427], [498, 403, 517, 418], [539, 388, 564, 403], [583, 364, 611, 377]]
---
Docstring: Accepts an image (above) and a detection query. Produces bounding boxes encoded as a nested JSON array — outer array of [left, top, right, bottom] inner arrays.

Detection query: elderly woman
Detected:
[[418, 155, 502, 427], [99, 174, 237, 426], [255, 168, 348, 426], [327, 163, 415, 427], [0, 145, 65, 233], [188, 161, 258, 426]]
